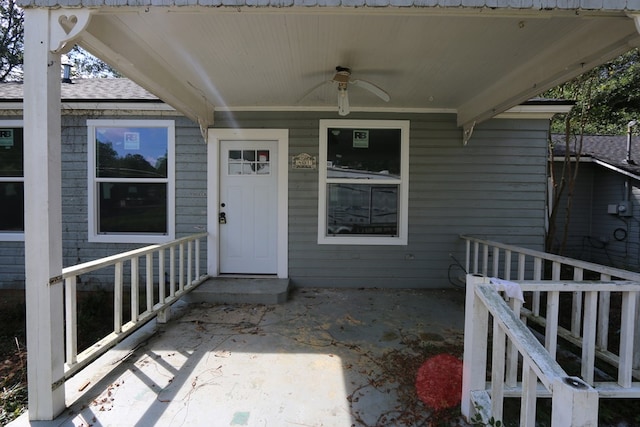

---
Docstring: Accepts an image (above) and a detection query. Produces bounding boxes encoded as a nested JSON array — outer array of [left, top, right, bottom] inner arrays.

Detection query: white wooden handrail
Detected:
[[462, 275, 600, 426], [461, 235, 640, 375], [63, 232, 208, 379]]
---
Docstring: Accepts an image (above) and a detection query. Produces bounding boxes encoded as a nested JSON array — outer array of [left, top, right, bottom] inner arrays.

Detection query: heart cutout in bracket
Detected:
[[58, 14, 78, 35]]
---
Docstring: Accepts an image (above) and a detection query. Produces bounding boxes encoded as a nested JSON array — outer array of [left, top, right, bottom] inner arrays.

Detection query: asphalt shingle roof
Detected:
[[14, 0, 640, 9], [552, 134, 640, 177], [0, 79, 159, 102]]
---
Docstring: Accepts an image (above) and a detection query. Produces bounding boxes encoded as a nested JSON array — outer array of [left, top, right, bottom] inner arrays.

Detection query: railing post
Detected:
[[462, 274, 490, 420], [64, 276, 77, 366], [551, 377, 598, 427]]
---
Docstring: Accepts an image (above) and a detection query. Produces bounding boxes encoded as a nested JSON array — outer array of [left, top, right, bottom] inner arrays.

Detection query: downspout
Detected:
[[624, 120, 637, 203]]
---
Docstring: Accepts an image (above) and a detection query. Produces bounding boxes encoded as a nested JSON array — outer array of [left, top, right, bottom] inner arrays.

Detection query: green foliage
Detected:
[[0, 0, 23, 82], [66, 45, 121, 79], [470, 405, 503, 427], [544, 48, 640, 135]]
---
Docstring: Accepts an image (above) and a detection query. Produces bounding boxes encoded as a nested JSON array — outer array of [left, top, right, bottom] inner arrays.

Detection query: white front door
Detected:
[[218, 140, 278, 274]]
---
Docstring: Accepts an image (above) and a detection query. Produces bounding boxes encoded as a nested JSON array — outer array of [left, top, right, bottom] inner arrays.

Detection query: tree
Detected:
[[542, 49, 640, 255], [0, 0, 118, 82], [545, 48, 640, 135], [65, 46, 120, 79], [0, 0, 24, 82]]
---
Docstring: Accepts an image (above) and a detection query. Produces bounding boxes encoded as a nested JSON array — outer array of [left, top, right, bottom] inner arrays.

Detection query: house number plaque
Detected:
[[291, 153, 317, 170]]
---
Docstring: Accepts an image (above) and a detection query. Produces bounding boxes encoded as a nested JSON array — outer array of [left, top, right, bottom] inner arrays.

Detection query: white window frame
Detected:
[[0, 120, 24, 242], [87, 119, 175, 244], [318, 119, 410, 245]]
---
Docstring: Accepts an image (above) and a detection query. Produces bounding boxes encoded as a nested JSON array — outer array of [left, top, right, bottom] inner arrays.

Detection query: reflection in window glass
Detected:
[[98, 183, 167, 233], [96, 127, 168, 178], [327, 184, 398, 236], [0, 182, 24, 231], [327, 128, 400, 179], [0, 127, 24, 234], [89, 120, 174, 241], [228, 149, 271, 175], [0, 127, 24, 177]]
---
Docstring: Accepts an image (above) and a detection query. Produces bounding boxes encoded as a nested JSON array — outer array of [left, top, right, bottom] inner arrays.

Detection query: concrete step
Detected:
[[184, 276, 291, 305]]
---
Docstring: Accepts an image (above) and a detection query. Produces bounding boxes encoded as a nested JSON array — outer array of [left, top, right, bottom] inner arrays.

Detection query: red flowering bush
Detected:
[[415, 353, 463, 411]]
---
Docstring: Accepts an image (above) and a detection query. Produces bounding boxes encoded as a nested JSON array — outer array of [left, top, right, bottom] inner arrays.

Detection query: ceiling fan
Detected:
[[307, 66, 391, 116]]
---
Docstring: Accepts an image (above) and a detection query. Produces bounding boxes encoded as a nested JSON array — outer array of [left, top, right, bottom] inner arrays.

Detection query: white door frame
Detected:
[[207, 128, 289, 278]]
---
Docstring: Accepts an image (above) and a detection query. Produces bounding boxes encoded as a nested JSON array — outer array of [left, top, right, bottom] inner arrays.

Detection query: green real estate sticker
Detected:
[[0, 129, 14, 148]]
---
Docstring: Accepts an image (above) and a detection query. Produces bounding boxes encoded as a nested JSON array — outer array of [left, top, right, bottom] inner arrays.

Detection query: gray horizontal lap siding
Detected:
[[0, 111, 548, 290], [0, 113, 208, 290], [215, 111, 549, 288]]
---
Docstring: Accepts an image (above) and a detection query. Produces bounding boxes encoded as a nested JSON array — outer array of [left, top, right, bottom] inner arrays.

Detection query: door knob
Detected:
[[219, 212, 227, 224]]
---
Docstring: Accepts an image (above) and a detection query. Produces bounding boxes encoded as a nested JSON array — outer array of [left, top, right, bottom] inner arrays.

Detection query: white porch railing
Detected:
[[60, 232, 208, 379], [460, 235, 640, 426]]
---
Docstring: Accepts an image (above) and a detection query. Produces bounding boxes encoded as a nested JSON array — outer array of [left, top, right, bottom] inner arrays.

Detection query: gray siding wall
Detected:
[[0, 113, 208, 290], [553, 160, 640, 272], [0, 110, 550, 289], [215, 111, 549, 288], [549, 161, 594, 257]]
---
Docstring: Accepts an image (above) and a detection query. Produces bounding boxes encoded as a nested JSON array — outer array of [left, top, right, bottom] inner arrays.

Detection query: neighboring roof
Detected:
[[15, 0, 640, 9], [0, 79, 160, 102], [552, 134, 640, 177]]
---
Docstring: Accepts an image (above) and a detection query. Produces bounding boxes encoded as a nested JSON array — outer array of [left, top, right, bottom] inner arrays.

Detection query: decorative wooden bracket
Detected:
[[49, 9, 92, 54], [463, 121, 476, 146]]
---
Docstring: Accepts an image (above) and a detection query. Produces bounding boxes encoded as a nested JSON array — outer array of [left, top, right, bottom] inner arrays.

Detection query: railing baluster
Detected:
[[170, 246, 176, 297], [131, 257, 139, 322], [491, 319, 505, 421], [506, 298, 521, 387], [504, 250, 512, 280], [179, 243, 185, 292], [492, 247, 500, 278], [546, 291, 560, 359], [582, 291, 598, 385], [618, 290, 637, 388], [114, 262, 123, 334], [545, 262, 561, 358], [482, 244, 489, 276], [532, 257, 542, 316], [465, 239, 471, 274], [520, 362, 537, 427], [146, 253, 153, 312], [65, 276, 77, 366], [158, 248, 165, 304], [571, 268, 584, 338], [195, 238, 201, 279], [473, 241, 479, 274], [187, 240, 193, 286], [517, 253, 525, 280], [597, 273, 611, 350]]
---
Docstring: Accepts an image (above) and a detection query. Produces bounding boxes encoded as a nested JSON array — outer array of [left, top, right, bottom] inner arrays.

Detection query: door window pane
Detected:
[[228, 149, 271, 175]]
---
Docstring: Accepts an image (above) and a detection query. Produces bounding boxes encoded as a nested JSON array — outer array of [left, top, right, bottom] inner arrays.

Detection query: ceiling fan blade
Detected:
[[350, 79, 390, 102], [298, 80, 332, 103]]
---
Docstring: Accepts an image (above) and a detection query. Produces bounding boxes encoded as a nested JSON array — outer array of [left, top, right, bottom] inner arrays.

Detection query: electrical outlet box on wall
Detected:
[[617, 201, 633, 217]]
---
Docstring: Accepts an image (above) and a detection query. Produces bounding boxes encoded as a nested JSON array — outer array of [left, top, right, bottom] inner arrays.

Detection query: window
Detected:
[[88, 120, 175, 243], [318, 120, 409, 245], [0, 122, 24, 241]]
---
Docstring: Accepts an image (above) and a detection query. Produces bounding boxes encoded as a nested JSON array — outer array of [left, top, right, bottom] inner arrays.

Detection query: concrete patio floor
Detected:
[[11, 287, 468, 427]]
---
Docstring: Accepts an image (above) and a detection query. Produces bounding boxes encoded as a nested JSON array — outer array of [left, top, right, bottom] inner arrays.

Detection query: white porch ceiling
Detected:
[[75, 8, 640, 129]]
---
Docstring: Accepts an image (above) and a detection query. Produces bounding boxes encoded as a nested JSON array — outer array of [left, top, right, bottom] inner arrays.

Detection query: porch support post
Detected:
[[551, 376, 598, 427], [23, 9, 65, 420], [461, 274, 490, 420]]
